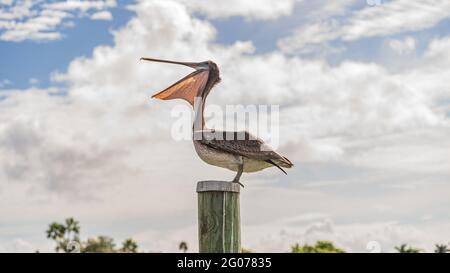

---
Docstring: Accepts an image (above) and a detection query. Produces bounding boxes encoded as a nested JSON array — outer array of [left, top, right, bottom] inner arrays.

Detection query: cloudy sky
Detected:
[[1, 0, 450, 253]]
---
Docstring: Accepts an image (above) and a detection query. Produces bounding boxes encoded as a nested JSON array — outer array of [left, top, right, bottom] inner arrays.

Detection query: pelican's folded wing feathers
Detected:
[[199, 130, 293, 168]]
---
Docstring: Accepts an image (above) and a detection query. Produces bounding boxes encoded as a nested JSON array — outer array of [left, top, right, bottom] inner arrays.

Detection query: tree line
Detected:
[[44, 218, 449, 253]]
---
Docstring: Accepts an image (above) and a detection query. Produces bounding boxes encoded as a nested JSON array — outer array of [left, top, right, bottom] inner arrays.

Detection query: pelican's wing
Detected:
[[152, 69, 209, 107], [199, 130, 293, 168]]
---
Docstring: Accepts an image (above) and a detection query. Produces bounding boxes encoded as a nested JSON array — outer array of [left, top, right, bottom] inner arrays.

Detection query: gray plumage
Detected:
[[195, 130, 292, 169]]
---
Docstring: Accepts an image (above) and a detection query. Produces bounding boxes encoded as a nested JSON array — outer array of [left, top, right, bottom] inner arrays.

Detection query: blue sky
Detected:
[[2, 0, 450, 89], [0, 2, 134, 89], [1, 0, 450, 253]]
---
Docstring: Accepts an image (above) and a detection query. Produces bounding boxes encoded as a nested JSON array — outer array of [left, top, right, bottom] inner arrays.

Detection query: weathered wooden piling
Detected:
[[197, 181, 241, 253]]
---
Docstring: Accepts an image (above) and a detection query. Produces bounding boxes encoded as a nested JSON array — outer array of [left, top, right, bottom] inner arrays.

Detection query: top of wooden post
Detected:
[[196, 181, 240, 193]]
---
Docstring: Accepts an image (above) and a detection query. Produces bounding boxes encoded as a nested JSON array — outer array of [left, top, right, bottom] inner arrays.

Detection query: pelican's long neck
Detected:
[[192, 66, 220, 137], [193, 94, 207, 131], [192, 75, 216, 133]]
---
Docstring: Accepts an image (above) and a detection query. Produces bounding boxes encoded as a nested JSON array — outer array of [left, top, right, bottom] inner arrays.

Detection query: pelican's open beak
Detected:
[[140, 57, 204, 70], [140, 57, 210, 106]]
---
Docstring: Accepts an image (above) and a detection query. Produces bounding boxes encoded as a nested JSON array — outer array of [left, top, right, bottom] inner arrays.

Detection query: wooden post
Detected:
[[197, 181, 241, 253]]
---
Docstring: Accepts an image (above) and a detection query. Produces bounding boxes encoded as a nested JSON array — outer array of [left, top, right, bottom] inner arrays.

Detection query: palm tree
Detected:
[[121, 238, 139, 253], [179, 241, 188, 253], [46, 217, 81, 252], [395, 244, 421, 253], [65, 218, 80, 241], [434, 244, 449, 253]]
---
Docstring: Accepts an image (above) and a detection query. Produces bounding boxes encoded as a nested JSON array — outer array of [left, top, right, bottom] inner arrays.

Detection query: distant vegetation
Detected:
[[394, 244, 421, 253], [179, 241, 188, 253], [45, 218, 449, 253], [291, 241, 345, 253], [46, 218, 138, 253], [434, 244, 450, 253]]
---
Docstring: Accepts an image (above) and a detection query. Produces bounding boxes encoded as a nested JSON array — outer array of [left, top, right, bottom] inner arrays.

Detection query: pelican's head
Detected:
[[140, 57, 220, 107]]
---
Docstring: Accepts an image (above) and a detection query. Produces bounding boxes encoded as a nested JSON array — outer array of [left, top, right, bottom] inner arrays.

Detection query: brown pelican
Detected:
[[141, 57, 293, 187]]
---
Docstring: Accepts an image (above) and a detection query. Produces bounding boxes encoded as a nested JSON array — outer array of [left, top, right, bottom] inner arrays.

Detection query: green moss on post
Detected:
[[197, 181, 241, 253]]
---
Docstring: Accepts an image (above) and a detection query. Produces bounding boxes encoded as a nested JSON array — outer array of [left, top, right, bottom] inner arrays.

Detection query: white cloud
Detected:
[[1, 0, 450, 252], [43, 0, 116, 11], [0, 239, 36, 253], [309, 0, 355, 18], [0, 0, 36, 21], [0, 8, 70, 41], [388, 36, 416, 55], [177, 0, 354, 21], [0, 79, 11, 87], [177, 0, 300, 20], [0, 0, 13, 5], [279, 0, 450, 53], [28, 78, 39, 85], [0, 0, 116, 41], [277, 20, 341, 54], [424, 36, 450, 62], [343, 0, 450, 40], [90, 10, 112, 21]]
